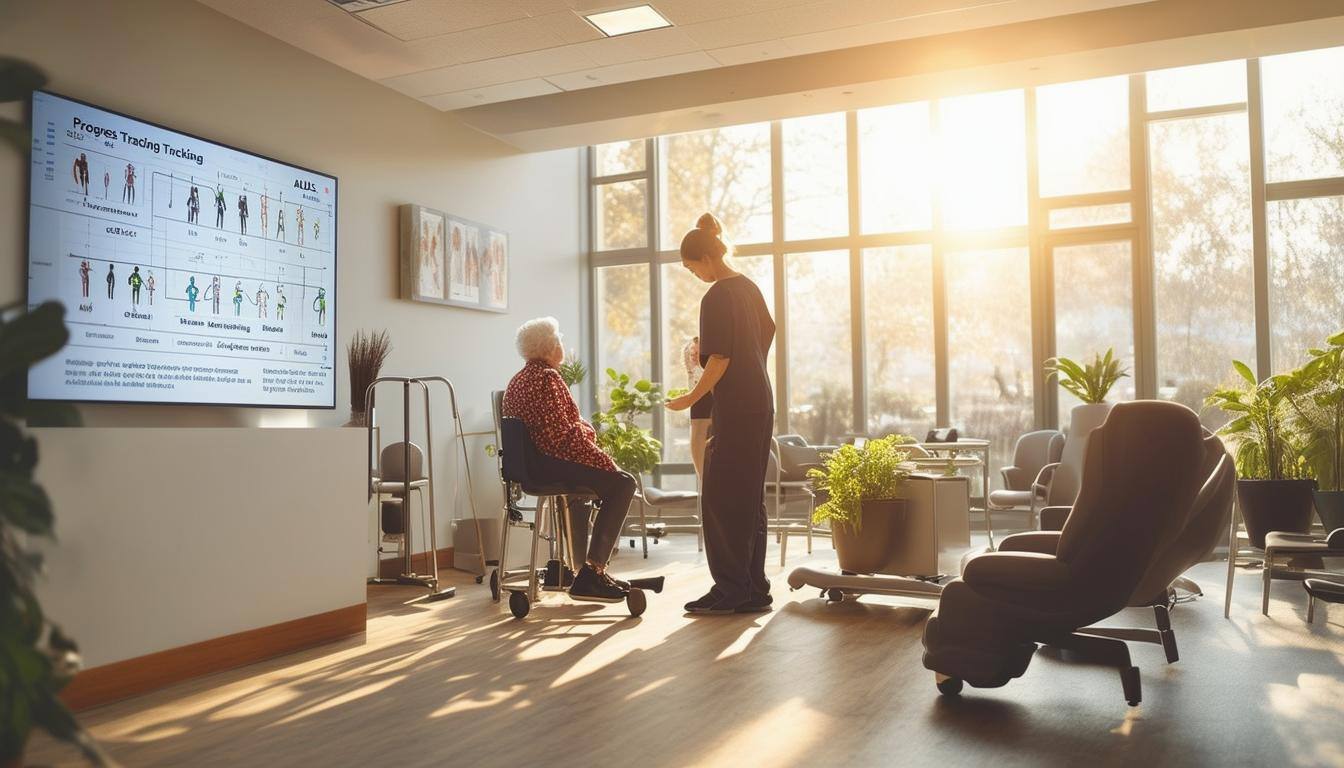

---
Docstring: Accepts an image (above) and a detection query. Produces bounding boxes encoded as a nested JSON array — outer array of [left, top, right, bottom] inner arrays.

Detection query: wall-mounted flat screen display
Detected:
[[27, 90, 337, 408]]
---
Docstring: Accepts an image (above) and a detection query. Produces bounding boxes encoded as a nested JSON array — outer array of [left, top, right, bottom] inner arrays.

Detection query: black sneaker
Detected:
[[684, 588, 721, 613], [686, 597, 741, 616], [736, 593, 773, 614], [569, 565, 626, 603]]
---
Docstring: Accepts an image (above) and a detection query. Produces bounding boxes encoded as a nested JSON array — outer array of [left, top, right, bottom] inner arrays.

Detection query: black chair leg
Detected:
[[1050, 632, 1142, 707], [1153, 604, 1178, 663]]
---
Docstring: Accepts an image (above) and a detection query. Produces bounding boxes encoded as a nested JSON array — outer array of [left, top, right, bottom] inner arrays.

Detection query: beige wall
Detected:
[[0, 0, 587, 570]]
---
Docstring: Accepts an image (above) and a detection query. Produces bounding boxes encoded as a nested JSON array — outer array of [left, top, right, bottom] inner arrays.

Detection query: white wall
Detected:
[[32, 428, 366, 668], [0, 0, 587, 581]]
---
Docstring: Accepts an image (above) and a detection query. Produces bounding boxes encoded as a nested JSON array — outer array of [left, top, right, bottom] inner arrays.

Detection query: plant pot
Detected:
[[1049, 402, 1114, 506], [831, 498, 908, 574], [1313, 489, 1344, 532], [1237, 478, 1317, 549]]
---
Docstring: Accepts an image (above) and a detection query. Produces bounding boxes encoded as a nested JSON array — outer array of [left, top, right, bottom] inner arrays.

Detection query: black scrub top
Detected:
[[699, 274, 775, 420]]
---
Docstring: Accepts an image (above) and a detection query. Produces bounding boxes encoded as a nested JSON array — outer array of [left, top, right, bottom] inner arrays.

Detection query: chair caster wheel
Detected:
[[936, 676, 963, 696], [489, 569, 500, 601], [509, 591, 530, 619], [626, 587, 647, 617], [826, 588, 844, 603]]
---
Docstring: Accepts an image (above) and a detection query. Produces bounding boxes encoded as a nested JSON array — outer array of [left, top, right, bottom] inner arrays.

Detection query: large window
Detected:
[[859, 103, 934, 234], [659, 124, 772, 249], [1149, 112, 1254, 426], [946, 248, 1033, 481], [594, 263, 650, 408], [1053, 241, 1135, 426], [786, 251, 852, 443], [588, 45, 1344, 489], [864, 246, 935, 437], [783, 113, 848, 240], [938, 90, 1027, 231]]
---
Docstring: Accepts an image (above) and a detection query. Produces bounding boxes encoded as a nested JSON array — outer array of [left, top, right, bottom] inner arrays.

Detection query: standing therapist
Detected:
[[666, 213, 776, 615]]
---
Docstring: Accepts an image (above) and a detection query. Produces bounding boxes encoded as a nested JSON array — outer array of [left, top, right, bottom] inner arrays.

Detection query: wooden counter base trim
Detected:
[[377, 546, 454, 580], [61, 603, 367, 711]]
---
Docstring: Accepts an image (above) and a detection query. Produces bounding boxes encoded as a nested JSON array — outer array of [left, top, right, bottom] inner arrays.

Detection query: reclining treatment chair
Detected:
[[492, 416, 660, 619], [992, 430, 1234, 665], [922, 400, 1205, 706]]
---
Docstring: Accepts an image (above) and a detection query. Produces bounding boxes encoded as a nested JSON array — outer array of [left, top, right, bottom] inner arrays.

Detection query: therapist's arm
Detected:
[[666, 355, 728, 411]]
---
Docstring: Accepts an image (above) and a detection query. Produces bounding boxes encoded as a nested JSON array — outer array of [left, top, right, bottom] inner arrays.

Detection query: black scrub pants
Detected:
[[702, 411, 774, 605], [532, 453, 635, 569]]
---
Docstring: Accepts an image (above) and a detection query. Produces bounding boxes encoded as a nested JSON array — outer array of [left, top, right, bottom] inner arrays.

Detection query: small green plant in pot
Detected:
[[592, 369, 665, 475], [1206, 360, 1315, 548], [807, 436, 913, 574], [1044, 348, 1129, 405], [1282, 329, 1344, 531]]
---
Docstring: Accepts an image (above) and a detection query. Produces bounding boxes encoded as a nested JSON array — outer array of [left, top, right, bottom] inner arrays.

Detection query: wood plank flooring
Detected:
[[25, 529, 1344, 767]]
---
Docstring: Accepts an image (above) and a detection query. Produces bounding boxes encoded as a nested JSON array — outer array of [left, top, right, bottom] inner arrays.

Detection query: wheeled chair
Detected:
[[490, 405, 662, 619]]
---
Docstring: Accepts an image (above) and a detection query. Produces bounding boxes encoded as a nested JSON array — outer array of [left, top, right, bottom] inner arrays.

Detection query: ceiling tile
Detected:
[[572, 26, 703, 67], [534, 9, 607, 45], [678, 3, 828, 49], [654, 0, 815, 26], [422, 78, 562, 110], [199, 0, 342, 27], [706, 39, 800, 67], [546, 50, 718, 90], [405, 15, 567, 66], [356, 0, 531, 42], [381, 57, 531, 96], [509, 45, 601, 77]]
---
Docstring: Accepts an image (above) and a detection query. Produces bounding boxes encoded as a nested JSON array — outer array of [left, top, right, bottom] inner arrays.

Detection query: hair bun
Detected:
[[695, 212, 723, 237]]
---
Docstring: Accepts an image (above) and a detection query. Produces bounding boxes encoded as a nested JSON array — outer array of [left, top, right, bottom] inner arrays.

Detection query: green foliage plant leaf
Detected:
[[807, 435, 913, 530]]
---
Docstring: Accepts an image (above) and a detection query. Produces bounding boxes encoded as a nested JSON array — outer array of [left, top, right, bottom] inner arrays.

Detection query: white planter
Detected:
[[1049, 402, 1114, 506]]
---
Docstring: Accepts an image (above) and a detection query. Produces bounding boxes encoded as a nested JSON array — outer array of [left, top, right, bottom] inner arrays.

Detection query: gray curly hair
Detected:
[[515, 316, 562, 361]]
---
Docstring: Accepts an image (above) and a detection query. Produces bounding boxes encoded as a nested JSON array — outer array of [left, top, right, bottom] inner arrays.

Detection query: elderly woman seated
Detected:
[[502, 316, 636, 602]]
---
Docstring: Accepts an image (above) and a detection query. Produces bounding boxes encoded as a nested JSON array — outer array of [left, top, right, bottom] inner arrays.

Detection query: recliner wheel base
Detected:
[[936, 676, 963, 696]]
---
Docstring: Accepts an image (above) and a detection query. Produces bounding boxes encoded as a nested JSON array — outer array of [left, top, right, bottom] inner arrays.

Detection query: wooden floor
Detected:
[[27, 526, 1344, 768]]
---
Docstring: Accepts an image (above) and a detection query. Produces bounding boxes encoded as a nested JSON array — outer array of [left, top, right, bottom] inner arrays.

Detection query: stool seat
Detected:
[[988, 489, 1033, 508], [1304, 578, 1344, 602], [1264, 531, 1334, 553], [373, 478, 428, 494], [642, 486, 698, 506]]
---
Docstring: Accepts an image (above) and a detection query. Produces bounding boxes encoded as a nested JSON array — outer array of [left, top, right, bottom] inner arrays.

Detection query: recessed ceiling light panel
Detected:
[[584, 5, 672, 37]]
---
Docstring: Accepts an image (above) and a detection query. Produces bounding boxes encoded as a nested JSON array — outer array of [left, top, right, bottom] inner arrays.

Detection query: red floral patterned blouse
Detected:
[[502, 360, 618, 473]]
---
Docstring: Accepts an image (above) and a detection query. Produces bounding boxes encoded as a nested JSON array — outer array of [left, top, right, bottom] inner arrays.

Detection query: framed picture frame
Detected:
[[399, 204, 508, 312]]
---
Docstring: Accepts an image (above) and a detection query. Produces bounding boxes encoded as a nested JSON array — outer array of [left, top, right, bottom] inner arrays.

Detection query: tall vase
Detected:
[[1050, 402, 1113, 506]]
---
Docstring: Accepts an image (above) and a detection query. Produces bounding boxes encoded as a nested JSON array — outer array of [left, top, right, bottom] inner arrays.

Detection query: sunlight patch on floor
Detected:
[[1267, 673, 1344, 767], [208, 687, 301, 721], [269, 675, 407, 726], [694, 697, 830, 767]]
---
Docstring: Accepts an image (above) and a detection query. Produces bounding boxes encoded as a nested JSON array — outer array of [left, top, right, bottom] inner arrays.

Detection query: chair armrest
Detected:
[[962, 551, 1072, 592], [1033, 462, 1060, 489], [1000, 466, 1028, 490], [1038, 505, 1071, 531], [996, 531, 1062, 555], [1329, 527, 1344, 549]]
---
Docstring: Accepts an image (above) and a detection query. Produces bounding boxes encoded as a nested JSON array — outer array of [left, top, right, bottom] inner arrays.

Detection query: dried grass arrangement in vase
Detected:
[[346, 329, 391, 427]]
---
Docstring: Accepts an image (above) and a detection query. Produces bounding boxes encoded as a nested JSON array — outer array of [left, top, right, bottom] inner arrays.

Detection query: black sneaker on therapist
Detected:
[[569, 564, 627, 602]]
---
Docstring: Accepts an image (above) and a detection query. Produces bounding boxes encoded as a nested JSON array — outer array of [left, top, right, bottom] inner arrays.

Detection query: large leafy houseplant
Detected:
[[1, 57, 110, 766], [1282, 330, 1344, 530], [592, 369, 665, 475], [1206, 360, 1316, 548], [1044, 348, 1129, 404], [807, 435, 913, 530], [1205, 361, 1308, 481]]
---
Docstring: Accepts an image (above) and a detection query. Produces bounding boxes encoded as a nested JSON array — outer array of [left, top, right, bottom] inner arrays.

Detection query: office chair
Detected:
[[988, 429, 1064, 528], [922, 400, 1206, 706]]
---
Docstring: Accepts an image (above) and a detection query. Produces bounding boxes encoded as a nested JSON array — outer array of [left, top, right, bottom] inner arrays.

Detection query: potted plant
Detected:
[[345, 329, 390, 427], [807, 436, 913, 574], [1045, 347, 1129, 435], [558, 349, 587, 392], [1206, 360, 1316, 548], [1283, 330, 1344, 531], [593, 369, 665, 476]]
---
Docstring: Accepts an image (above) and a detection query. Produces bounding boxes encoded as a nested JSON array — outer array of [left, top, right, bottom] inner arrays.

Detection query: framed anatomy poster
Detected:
[[400, 204, 508, 312]]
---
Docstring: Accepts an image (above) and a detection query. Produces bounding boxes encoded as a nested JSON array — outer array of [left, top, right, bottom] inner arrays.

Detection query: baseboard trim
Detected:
[[377, 546, 454, 579], [61, 603, 367, 712]]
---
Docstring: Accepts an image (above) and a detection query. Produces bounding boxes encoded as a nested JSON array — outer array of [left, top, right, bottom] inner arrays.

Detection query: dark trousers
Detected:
[[532, 453, 635, 568], [702, 411, 773, 604]]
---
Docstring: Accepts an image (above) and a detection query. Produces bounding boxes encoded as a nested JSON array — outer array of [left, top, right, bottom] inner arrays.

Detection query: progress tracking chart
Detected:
[[26, 91, 337, 407]]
